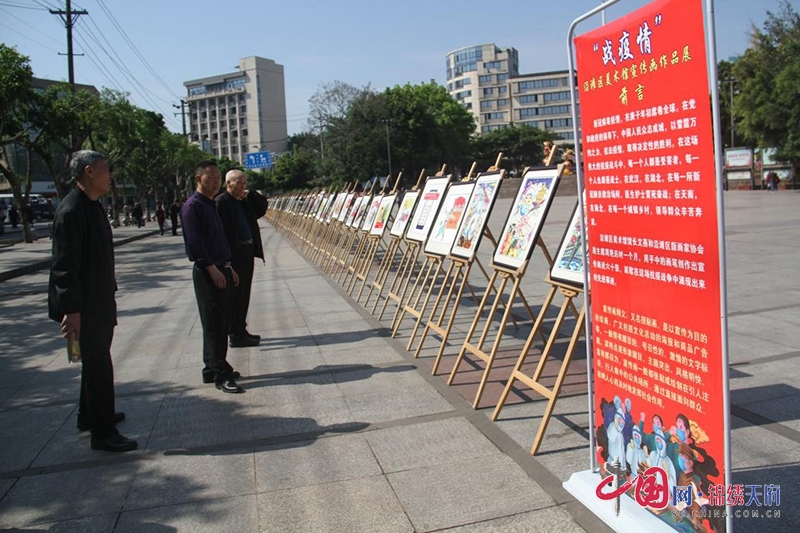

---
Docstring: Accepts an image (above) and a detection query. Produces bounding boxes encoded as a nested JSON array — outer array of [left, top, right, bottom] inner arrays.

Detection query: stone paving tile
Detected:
[[124, 452, 256, 511], [365, 417, 502, 473], [331, 363, 430, 396], [116, 494, 259, 533], [437, 506, 586, 533], [343, 385, 455, 425], [257, 475, 412, 533], [254, 433, 382, 493], [8, 512, 118, 532], [387, 454, 555, 532], [0, 464, 136, 528], [245, 371, 343, 408]]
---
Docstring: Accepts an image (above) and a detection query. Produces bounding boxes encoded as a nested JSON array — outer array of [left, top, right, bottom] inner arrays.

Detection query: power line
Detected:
[[95, 0, 181, 101], [0, 1, 47, 10], [0, 20, 61, 53], [73, 30, 128, 94], [0, 6, 63, 47]]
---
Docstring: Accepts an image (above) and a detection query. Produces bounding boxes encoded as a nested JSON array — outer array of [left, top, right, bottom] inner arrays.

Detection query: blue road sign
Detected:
[[245, 151, 272, 169]]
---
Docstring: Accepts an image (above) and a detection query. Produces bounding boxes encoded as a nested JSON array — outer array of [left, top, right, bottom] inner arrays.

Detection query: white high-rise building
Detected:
[[184, 56, 288, 164], [446, 44, 576, 142]]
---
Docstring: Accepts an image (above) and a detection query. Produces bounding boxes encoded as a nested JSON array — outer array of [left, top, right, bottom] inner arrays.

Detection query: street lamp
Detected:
[[382, 119, 392, 179], [725, 77, 736, 148]]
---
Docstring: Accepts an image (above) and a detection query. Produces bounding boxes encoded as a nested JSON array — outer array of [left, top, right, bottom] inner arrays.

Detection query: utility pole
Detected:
[[50, 0, 88, 89], [173, 100, 188, 137]]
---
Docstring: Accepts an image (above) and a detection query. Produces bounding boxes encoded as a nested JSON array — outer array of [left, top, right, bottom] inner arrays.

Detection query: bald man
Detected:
[[215, 170, 268, 347]]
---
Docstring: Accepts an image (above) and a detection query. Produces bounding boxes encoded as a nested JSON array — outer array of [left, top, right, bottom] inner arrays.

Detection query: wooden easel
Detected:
[[377, 165, 448, 323], [363, 169, 425, 310], [491, 278, 585, 456], [322, 189, 360, 275], [338, 179, 379, 286], [313, 184, 352, 266], [311, 185, 348, 265], [350, 173, 402, 299]]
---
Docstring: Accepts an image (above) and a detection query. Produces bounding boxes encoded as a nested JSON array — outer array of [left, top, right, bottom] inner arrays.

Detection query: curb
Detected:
[[0, 229, 160, 283]]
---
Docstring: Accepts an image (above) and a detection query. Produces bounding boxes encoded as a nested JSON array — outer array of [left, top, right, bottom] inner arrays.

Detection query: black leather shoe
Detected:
[[244, 331, 261, 342], [229, 335, 260, 348], [91, 433, 138, 452], [216, 379, 245, 393], [78, 411, 125, 432], [203, 371, 239, 384]]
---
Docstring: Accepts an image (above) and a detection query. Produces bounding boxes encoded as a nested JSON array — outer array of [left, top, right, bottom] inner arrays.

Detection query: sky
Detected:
[[0, 0, 788, 137]]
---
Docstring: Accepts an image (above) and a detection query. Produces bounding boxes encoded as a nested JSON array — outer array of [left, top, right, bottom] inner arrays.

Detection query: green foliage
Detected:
[[732, 0, 800, 167], [471, 125, 551, 175]]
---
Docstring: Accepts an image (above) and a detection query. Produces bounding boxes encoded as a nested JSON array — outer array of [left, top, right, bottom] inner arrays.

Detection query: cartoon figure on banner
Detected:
[[498, 180, 548, 258], [456, 182, 496, 250], [595, 395, 724, 531]]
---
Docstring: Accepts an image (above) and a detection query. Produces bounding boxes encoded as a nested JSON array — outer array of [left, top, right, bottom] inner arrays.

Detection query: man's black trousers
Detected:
[[193, 265, 234, 384], [230, 243, 255, 337], [78, 321, 118, 439]]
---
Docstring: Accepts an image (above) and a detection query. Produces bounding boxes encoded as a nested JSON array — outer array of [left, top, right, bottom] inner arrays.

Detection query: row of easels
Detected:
[[264, 163, 586, 456]]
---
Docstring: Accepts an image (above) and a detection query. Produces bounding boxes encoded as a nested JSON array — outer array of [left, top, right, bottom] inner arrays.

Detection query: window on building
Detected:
[[497, 73, 509, 82], [220, 108, 226, 116], [484, 112, 505, 121], [498, 85, 507, 94], [543, 118, 573, 128], [222, 147, 228, 155], [242, 129, 248, 137], [191, 113, 198, 121], [239, 94, 245, 102], [543, 90, 571, 102], [454, 78, 471, 89], [519, 94, 537, 104], [484, 60, 502, 69], [479, 75, 493, 84], [556, 131, 574, 139], [232, 130, 238, 138], [230, 107, 236, 116], [517, 78, 561, 91], [519, 108, 538, 118], [538, 104, 571, 115], [201, 111, 207, 120], [241, 145, 248, 155], [222, 131, 228, 139], [455, 90, 472, 100], [464, 102, 472, 110], [232, 145, 238, 153], [240, 118, 246, 125], [240, 105, 246, 114], [219, 120, 226, 128], [497, 98, 509, 107], [481, 100, 492, 109], [483, 87, 494, 96]]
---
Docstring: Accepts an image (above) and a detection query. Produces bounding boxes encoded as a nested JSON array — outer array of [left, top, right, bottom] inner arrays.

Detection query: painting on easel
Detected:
[[450, 170, 504, 261], [345, 195, 366, 227], [369, 194, 397, 236], [550, 203, 586, 287], [493, 167, 561, 270], [389, 190, 420, 238], [424, 181, 475, 257], [361, 195, 384, 232], [336, 193, 356, 222], [406, 175, 451, 243]]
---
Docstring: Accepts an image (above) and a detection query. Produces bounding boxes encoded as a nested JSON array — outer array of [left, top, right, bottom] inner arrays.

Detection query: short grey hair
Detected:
[[226, 169, 245, 185], [70, 150, 106, 181]]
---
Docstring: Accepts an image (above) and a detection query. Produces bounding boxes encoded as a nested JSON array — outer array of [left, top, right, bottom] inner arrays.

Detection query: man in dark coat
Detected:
[[216, 170, 268, 347], [169, 199, 181, 235], [48, 150, 137, 452], [182, 161, 244, 393]]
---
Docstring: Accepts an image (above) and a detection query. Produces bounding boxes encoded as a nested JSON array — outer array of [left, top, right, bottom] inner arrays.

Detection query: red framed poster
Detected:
[[575, 0, 728, 531]]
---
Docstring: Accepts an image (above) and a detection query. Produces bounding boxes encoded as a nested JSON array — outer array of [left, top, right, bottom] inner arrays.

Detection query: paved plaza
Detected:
[[0, 190, 797, 532]]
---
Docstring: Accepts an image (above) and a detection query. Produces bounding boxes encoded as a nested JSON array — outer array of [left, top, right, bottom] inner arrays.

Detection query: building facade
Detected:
[[445, 44, 576, 142], [184, 56, 288, 164]]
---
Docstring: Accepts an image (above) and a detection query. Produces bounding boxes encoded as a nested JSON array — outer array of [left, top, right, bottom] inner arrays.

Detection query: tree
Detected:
[[471, 124, 550, 175], [732, 0, 800, 174]]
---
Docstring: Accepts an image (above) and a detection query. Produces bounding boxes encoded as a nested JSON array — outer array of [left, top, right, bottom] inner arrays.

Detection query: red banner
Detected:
[[575, 0, 727, 531]]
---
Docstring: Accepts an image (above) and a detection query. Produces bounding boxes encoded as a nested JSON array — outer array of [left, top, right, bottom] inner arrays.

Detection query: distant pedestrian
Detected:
[[156, 203, 166, 235], [169, 199, 181, 235], [132, 203, 144, 227], [48, 150, 136, 453], [766, 171, 779, 192], [182, 160, 244, 394], [9, 204, 19, 228]]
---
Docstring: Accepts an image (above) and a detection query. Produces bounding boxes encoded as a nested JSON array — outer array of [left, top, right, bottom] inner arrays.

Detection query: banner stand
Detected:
[[563, 471, 677, 533], [491, 278, 584, 455]]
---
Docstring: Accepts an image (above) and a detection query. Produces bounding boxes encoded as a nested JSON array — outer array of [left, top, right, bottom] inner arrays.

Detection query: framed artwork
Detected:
[[550, 202, 586, 287], [336, 193, 356, 222], [350, 194, 372, 229], [345, 195, 365, 227], [406, 175, 452, 243], [493, 167, 561, 270], [361, 194, 384, 232], [369, 194, 397, 237], [424, 181, 475, 257], [390, 190, 421, 238], [311, 193, 325, 218], [450, 170, 504, 261], [328, 192, 347, 222], [318, 193, 335, 222]]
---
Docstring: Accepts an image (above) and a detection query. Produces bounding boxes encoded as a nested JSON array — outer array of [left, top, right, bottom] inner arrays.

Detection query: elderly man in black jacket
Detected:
[[48, 150, 137, 452], [216, 170, 268, 347]]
